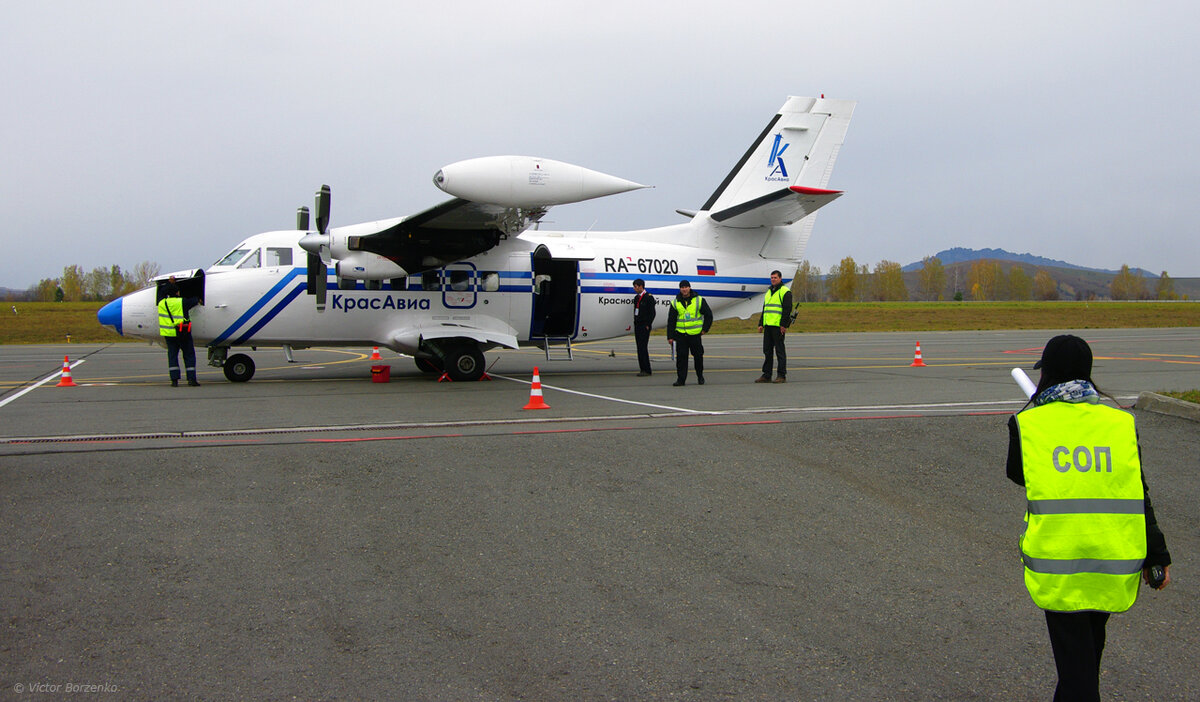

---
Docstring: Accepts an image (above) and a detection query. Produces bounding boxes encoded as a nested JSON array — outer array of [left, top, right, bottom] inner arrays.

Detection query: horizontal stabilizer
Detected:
[[711, 185, 842, 229]]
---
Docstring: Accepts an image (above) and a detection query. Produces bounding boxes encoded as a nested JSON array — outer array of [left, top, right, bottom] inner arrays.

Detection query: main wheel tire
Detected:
[[444, 346, 486, 382], [223, 353, 255, 382]]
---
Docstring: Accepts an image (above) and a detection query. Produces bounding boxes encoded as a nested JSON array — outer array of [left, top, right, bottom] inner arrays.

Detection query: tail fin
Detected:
[[701, 96, 855, 231]]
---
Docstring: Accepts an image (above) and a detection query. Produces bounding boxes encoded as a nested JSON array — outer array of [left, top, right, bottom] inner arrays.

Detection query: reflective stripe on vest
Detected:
[[761, 285, 789, 327], [158, 297, 185, 337], [673, 296, 704, 335], [1015, 401, 1146, 613]]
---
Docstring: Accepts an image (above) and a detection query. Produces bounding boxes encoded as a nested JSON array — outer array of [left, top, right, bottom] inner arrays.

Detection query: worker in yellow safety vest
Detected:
[[1007, 334, 1171, 700], [665, 279, 713, 386], [755, 269, 793, 383], [158, 280, 201, 386]]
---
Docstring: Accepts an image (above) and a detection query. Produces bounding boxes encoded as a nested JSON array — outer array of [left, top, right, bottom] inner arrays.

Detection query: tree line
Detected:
[[8, 262, 162, 302], [791, 257, 1184, 302]]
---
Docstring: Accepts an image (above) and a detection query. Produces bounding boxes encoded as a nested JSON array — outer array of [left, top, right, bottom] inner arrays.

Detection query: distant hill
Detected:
[[894, 257, 1200, 301], [901, 247, 1154, 276]]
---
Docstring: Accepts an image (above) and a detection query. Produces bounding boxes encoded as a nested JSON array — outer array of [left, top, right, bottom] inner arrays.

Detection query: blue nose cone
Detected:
[[97, 298, 123, 336]]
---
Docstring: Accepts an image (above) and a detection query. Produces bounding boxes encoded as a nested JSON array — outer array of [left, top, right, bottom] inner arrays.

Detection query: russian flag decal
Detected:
[[697, 258, 716, 276]]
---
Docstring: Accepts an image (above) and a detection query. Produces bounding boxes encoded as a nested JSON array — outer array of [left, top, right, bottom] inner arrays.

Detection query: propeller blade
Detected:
[[308, 251, 327, 312], [306, 250, 319, 294], [315, 184, 331, 234], [296, 206, 310, 231]]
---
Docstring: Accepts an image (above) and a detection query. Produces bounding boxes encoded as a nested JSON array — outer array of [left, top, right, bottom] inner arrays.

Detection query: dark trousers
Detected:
[[674, 335, 704, 382], [165, 335, 197, 383], [762, 326, 787, 378], [635, 324, 653, 374], [1044, 610, 1110, 702]]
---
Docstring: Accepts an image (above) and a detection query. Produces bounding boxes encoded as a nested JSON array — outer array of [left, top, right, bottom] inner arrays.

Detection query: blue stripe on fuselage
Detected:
[[211, 267, 308, 345], [230, 282, 308, 346]]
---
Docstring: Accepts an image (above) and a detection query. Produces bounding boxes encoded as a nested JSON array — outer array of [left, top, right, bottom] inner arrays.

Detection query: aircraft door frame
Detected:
[[529, 248, 579, 339], [442, 262, 477, 309]]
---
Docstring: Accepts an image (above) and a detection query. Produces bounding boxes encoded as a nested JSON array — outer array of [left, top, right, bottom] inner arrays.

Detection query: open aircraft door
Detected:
[[154, 268, 205, 304], [528, 239, 592, 341]]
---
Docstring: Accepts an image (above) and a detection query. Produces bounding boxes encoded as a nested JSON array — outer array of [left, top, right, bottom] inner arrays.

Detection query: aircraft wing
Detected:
[[343, 198, 546, 274], [709, 186, 842, 229]]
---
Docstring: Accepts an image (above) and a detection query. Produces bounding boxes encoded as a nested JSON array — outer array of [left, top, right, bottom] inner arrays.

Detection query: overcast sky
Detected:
[[4, 1, 1198, 289]]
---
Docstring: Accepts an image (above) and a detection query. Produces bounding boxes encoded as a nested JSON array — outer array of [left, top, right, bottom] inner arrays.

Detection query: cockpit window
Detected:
[[237, 248, 262, 269], [214, 247, 251, 267], [266, 247, 293, 267]]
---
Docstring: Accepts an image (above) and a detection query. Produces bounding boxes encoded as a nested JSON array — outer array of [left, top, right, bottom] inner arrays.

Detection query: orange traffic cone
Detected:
[[522, 367, 550, 410], [56, 355, 78, 387], [910, 341, 927, 367], [369, 347, 382, 361]]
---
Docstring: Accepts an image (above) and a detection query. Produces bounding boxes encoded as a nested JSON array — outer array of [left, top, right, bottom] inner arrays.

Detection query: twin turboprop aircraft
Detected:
[[97, 96, 855, 382]]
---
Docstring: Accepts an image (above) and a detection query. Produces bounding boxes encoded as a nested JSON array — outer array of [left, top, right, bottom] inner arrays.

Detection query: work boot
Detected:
[[773, 376, 786, 383], [673, 380, 685, 386], [697, 374, 705, 385], [171, 379, 178, 387], [755, 375, 771, 383], [637, 372, 651, 377], [188, 380, 200, 387]]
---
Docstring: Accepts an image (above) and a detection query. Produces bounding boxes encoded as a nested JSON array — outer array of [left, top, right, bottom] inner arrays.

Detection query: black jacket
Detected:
[[633, 291, 656, 328]]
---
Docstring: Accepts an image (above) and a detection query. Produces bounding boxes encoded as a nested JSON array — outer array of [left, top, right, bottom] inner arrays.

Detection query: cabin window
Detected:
[[266, 247, 293, 267], [480, 271, 500, 292], [421, 270, 441, 291], [214, 247, 251, 267], [237, 248, 262, 269], [448, 269, 471, 291]]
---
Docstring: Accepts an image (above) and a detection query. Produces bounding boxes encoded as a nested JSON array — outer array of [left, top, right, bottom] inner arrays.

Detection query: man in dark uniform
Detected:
[[632, 278, 656, 376], [665, 279, 713, 386]]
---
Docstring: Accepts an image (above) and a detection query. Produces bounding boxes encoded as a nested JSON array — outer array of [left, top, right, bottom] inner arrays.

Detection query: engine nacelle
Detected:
[[334, 251, 408, 281], [433, 155, 648, 208]]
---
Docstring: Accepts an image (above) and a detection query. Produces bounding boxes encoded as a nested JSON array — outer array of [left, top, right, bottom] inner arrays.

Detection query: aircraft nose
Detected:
[[97, 297, 123, 336]]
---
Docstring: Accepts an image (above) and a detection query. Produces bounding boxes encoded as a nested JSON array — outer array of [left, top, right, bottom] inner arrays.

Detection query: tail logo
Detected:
[[766, 134, 790, 181]]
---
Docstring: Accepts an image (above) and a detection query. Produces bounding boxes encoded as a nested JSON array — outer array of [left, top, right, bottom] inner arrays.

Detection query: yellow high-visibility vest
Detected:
[[673, 296, 704, 335], [1015, 401, 1146, 612], [761, 285, 790, 327], [158, 297, 185, 338]]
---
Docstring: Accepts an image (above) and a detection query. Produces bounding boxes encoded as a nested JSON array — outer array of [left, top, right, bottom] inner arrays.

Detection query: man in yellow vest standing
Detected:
[[666, 280, 713, 386], [158, 281, 201, 387], [756, 270, 793, 383], [1007, 335, 1171, 700]]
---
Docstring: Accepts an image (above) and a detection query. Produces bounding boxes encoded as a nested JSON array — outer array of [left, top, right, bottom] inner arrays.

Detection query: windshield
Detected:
[[213, 246, 252, 267]]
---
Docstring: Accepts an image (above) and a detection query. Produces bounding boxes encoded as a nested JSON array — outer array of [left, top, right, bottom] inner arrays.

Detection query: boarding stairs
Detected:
[[540, 336, 574, 361]]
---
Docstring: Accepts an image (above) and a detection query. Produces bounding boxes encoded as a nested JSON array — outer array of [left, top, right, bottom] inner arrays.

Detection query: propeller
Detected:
[[299, 185, 332, 311]]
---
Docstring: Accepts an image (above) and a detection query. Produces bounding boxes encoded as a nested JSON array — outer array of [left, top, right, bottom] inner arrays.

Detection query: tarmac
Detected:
[[2, 329, 1198, 699]]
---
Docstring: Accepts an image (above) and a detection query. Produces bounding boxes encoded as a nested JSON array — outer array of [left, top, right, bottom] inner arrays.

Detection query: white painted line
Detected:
[[490, 373, 710, 414], [0, 359, 86, 410]]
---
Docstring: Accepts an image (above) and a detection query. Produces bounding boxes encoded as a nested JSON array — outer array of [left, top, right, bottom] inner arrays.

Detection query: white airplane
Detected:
[[97, 96, 855, 382]]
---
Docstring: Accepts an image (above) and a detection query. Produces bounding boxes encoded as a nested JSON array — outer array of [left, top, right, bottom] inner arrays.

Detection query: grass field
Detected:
[[3, 300, 1200, 345]]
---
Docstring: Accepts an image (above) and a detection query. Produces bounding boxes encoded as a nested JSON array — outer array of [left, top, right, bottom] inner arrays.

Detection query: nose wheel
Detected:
[[222, 353, 256, 382]]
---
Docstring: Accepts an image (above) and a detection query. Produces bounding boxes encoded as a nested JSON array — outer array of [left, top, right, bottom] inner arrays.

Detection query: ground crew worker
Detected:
[[158, 281, 201, 386], [756, 269, 792, 383], [665, 279, 713, 386], [1007, 334, 1171, 700]]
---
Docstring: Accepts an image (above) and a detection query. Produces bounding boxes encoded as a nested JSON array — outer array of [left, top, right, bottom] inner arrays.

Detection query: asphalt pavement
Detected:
[[2, 329, 1198, 699]]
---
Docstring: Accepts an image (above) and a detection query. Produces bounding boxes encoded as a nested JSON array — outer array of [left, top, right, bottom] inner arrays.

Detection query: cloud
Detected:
[[4, 1, 1199, 288]]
